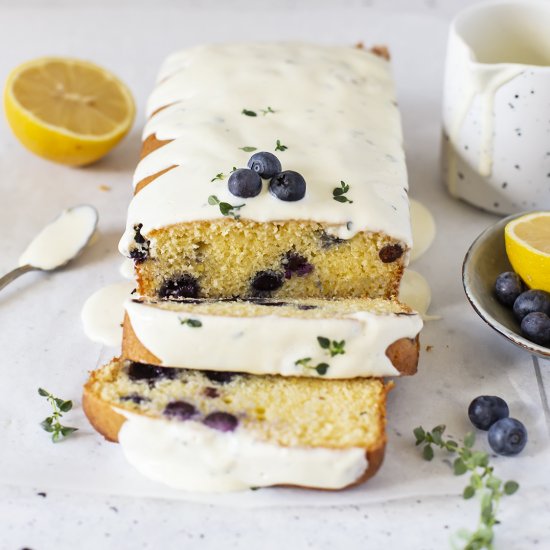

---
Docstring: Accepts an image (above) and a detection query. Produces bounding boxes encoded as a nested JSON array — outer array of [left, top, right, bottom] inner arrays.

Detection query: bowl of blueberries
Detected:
[[463, 212, 550, 359]]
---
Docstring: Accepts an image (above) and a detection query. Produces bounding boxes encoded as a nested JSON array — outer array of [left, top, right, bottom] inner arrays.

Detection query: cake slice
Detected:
[[119, 43, 411, 301], [83, 358, 390, 492], [122, 297, 422, 378]]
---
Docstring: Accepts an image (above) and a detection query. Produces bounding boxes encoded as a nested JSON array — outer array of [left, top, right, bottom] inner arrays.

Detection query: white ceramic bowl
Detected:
[[462, 212, 550, 358]]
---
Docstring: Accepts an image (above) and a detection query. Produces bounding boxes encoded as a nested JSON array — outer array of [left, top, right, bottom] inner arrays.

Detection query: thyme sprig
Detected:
[[261, 106, 276, 115], [241, 108, 257, 117], [317, 336, 346, 357], [208, 195, 245, 219], [210, 172, 226, 182], [414, 425, 519, 549], [275, 139, 288, 152], [38, 388, 78, 443], [295, 357, 329, 375], [333, 181, 353, 203], [179, 318, 202, 327], [294, 337, 346, 376]]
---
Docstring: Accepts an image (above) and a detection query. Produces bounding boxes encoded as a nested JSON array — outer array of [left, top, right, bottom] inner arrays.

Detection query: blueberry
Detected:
[[251, 270, 284, 293], [468, 395, 509, 430], [282, 252, 314, 279], [163, 400, 197, 421], [120, 393, 149, 405], [247, 152, 282, 179], [488, 417, 527, 456], [494, 272, 524, 307], [203, 387, 220, 398], [203, 411, 238, 432], [228, 168, 262, 198], [269, 170, 306, 201], [379, 244, 404, 263], [129, 223, 150, 264], [513, 289, 550, 321], [319, 231, 345, 249], [204, 371, 237, 384], [521, 312, 550, 346], [159, 274, 200, 299], [127, 362, 177, 382]]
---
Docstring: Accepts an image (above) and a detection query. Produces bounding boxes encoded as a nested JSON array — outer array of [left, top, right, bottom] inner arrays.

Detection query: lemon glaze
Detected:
[[119, 43, 411, 255], [116, 410, 368, 492]]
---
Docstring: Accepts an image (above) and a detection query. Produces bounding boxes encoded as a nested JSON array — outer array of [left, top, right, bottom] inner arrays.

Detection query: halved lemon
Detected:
[[505, 211, 550, 292], [4, 57, 135, 166]]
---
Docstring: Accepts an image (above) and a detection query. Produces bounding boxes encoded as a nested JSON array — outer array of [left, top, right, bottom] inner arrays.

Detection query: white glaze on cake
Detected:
[[125, 299, 422, 377], [19, 205, 98, 270], [116, 411, 368, 492], [119, 43, 411, 255], [81, 281, 135, 346]]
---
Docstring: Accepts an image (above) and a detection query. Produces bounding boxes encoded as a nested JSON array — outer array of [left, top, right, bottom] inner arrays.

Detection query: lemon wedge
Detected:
[[505, 211, 550, 292], [4, 57, 135, 166]]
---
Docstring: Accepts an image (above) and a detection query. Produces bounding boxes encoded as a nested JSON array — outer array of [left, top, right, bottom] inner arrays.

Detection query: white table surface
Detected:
[[1, 1, 549, 548]]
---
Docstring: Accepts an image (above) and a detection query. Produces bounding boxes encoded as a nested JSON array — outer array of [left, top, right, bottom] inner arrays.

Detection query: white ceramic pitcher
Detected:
[[442, 0, 550, 214]]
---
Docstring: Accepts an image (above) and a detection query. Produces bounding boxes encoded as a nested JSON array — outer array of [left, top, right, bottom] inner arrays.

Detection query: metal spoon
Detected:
[[0, 205, 99, 293]]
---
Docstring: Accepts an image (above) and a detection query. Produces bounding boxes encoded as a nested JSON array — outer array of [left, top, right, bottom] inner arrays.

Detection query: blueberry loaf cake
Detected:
[[83, 357, 390, 491], [119, 43, 411, 301], [122, 297, 422, 378]]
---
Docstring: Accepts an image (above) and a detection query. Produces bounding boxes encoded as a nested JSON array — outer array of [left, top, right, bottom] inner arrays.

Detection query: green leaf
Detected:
[[241, 108, 257, 117], [239, 146, 257, 152], [180, 318, 202, 328], [59, 400, 73, 413], [454, 458, 468, 475], [463, 485, 476, 500], [38, 388, 49, 397], [219, 203, 232, 216], [422, 444, 434, 461], [275, 139, 288, 152], [481, 494, 493, 523], [464, 432, 476, 448], [40, 418, 54, 432], [333, 196, 350, 203], [210, 173, 225, 182], [295, 357, 311, 367], [446, 440, 459, 451], [52, 430, 62, 443], [315, 363, 329, 375], [504, 481, 519, 495], [208, 195, 219, 205], [60, 426, 78, 437], [413, 426, 426, 444], [317, 336, 330, 349], [432, 429, 443, 446], [333, 187, 345, 196]]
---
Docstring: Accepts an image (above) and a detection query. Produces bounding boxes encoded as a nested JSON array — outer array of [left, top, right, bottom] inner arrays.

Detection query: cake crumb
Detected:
[[425, 345, 433, 352], [99, 184, 111, 192]]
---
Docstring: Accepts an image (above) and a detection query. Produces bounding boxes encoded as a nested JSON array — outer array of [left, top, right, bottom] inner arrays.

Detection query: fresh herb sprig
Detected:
[[208, 195, 245, 219], [261, 106, 276, 115], [38, 388, 78, 443], [295, 357, 329, 375], [317, 336, 346, 357], [241, 108, 257, 117], [295, 337, 347, 376], [241, 107, 276, 117], [179, 318, 202, 328], [239, 146, 257, 152], [275, 139, 288, 152], [210, 172, 226, 182], [414, 425, 519, 549], [333, 181, 353, 203]]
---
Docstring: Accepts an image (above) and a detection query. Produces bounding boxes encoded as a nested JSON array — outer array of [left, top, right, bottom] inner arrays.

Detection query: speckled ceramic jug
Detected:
[[442, 0, 550, 214]]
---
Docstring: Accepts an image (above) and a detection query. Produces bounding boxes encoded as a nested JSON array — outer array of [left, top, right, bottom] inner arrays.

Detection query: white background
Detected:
[[0, 0, 549, 548]]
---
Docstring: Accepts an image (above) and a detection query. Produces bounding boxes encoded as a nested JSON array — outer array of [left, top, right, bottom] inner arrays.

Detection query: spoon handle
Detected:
[[0, 265, 39, 292]]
